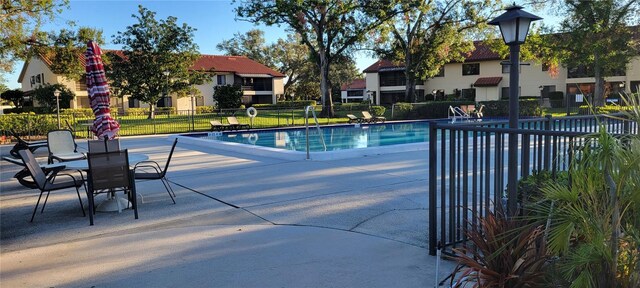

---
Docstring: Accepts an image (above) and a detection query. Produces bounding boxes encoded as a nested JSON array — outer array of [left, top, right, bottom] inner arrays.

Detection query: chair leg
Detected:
[[75, 186, 86, 217], [161, 177, 176, 204], [40, 191, 51, 213], [87, 190, 95, 226], [30, 191, 45, 222], [131, 185, 139, 220]]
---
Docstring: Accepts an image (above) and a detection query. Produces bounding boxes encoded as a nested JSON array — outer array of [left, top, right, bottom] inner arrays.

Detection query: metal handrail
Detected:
[[448, 106, 470, 122], [304, 106, 327, 159]]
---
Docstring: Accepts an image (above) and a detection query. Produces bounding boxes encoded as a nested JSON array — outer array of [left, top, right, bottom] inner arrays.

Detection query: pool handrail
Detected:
[[304, 106, 327, 159]]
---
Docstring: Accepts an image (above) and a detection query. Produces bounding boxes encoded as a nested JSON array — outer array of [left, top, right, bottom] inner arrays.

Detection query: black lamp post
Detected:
[[54, 89, 61, 129], [163, 71, 170, 107], [489, 4, 541, 216]]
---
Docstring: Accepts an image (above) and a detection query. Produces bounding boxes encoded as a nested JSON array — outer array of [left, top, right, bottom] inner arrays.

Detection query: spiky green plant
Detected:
[[529, 93, 640, 288]]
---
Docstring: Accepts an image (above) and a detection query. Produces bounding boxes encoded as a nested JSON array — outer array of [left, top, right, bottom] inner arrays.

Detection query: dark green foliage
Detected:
[[32, 84, 75, 112], [0, 113, 59, 135], [452, 209, 549, 288], [370, 106, 386, 117], [548, 91, 564, 100], [333, 103, 370, 112], [392, 101, 475, 119], [478, 99, 542, 117], [518, 171, 569, 203], [213, 84, 243, 109], [3, 107, 51, 114], [391, 102, 413, 119], [155, 107, 176, 115], [196, 106, 215, 114], [1, 89, 25, 107], [61, 108, 94, 118], [252, 101, 316, 109]]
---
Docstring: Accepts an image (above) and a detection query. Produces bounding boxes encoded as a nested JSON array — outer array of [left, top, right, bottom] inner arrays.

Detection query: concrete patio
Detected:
[[0, 135, 455, 287]]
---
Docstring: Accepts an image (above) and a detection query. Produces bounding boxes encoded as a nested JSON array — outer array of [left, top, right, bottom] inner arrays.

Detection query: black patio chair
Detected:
[[86, 149, 138, 225], [88, 138, 120, 153], [18, 149, 86, 222], [133, 138, 177, 204], [9, 129, 48, 158]]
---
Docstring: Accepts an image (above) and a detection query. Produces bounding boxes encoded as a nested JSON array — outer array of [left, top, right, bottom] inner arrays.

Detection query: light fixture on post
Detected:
[[54, 89, 61, 129], [163, 71, 170, 108], [489, 4, 541, 217]]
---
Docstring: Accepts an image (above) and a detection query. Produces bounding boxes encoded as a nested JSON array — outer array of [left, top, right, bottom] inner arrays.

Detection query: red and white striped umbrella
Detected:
[[85, 41, 120, 139]]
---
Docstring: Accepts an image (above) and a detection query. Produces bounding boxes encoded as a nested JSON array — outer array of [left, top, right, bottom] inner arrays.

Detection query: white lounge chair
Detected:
[[47, 130, 86, 163]]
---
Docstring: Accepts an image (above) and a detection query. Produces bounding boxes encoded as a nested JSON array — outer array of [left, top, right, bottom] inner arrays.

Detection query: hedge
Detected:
[[370, 106, 386, 116], [196, 105, 215, 114], [478, 99, 542, 117], [392, 101, 476, 119], [61, 108, 94, 118], [252, 100, 316, 109], [0, 113, 58, 136], [4, 107, 50, 114], [578, 105, 635, 115], [334, 103, 371, 112]]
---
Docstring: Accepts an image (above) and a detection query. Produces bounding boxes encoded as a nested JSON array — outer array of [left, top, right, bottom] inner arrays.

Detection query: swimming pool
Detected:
[[176, 121, 433, 160]]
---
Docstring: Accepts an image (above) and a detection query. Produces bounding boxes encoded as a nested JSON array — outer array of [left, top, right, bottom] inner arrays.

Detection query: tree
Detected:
[[108, 5, 208, 118], [0, 0, 67, 74], [32, 83, 74, 112], [1, 89, 24, 107], [373, 0, 500, 103], [213, 84, 243, 109], [236, 0, 416, 117], [553, 1, 639, 107], [216, 29, 276, 68]]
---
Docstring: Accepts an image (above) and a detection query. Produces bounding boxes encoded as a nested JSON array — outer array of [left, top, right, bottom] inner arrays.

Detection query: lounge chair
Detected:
[[471, 105, 485, 118], [9, 129, 48, 158], [47, 130, 86, 163], [210, 120, 230, 131], [346, 114, 362, 124], [362, 111, 386, 123], [227, 116, 250, 130]]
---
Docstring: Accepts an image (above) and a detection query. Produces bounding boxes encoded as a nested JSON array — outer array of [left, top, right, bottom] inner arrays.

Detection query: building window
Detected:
[[461, 88, 476, 101], [217, 75, 226, 85], [434, 67, 444, 77], [379, 71, 406, 86], [540, 85, 556, 98], [631, 81, 640, 93], [128, 98, 139, 108], [347, 90, 364, 97], [75, 75, 87, 91], [241, 77, 272, 91], [462, 63, 480, 76]]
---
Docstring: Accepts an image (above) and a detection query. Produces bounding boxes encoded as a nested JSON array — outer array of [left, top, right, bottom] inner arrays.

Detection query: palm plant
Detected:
[[530, 93, 640, 287]]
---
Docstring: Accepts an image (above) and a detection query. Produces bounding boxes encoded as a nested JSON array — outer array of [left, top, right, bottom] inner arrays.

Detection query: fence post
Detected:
[[543, 115, 552, 171], [428, 121, 438, 256], [277, 108, 280, 127]]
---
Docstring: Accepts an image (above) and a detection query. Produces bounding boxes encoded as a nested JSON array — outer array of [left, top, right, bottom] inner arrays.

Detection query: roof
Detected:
[[19, 50, 284, 82], [473, 77, 503, 87], [363, 41, 502, 73], [341, 79, 366, 91], [363, 59, 405, 73], [192, 55, 285, 77]]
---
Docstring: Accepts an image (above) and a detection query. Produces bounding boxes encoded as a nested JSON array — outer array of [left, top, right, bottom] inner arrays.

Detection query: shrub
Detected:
[[213, 84, 243, 109], [196, 105, 215, 114], [478, 99, 542, 117], [126, 108, 146, 116], [334, 103, 369, 112], [61, 108, 94, 118], [4, 107, 50, 114], [548, 91, 564, 100], [0, 113, 58, 136], [155, 107, 176, 115], [413, 101, 475, 119], [370, 106, 386, 116], [32, 83, 75, 112], [392, 102, 414, 119]]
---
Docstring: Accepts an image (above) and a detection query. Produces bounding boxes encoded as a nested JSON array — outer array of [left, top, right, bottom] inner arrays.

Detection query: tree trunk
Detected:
[[593, 53, 606, 107], [319, 52, 334, 117], [148, 104, 155, 119], [404, 53, 416, 103]]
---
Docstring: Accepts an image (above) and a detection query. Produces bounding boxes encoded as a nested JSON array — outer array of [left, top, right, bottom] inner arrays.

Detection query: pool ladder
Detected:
[[304, 105, 327, 159]]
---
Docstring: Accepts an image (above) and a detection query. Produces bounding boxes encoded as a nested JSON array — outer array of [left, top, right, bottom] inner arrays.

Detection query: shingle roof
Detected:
[[191, 55, 284, 77], [341, 78, 366, 91], [473, 77, 503, 87], [23, 50, 284, 82], [363, 41, 502, 73]]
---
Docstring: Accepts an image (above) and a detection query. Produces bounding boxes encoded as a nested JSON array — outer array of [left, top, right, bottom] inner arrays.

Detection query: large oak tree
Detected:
[[373, 0, 500, 103], [235, 0, 416, 117]]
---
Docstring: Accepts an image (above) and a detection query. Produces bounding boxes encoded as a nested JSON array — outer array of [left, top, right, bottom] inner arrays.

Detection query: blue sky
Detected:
[[4, 0, 556, 89]]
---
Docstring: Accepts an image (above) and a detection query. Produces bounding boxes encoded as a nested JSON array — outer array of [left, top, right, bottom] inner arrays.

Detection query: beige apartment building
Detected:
[[18, 52, 285, 112], [363, 41, 640, 105]]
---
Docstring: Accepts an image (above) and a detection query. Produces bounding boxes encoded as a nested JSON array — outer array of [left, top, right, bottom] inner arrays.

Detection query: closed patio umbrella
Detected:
[[85, 41, 120, 139]]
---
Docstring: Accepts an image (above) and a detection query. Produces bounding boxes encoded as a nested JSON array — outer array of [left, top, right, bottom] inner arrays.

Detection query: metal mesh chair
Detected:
[[18, 149, 86, 222], [88, 138, 120, 153], [86, 149, 138, 225], [47, 130, 86, 163], [134, 138, 177, 204]]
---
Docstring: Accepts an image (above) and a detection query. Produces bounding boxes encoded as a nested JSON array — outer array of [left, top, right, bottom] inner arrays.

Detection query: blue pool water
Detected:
[[191, 121, 432, 152]]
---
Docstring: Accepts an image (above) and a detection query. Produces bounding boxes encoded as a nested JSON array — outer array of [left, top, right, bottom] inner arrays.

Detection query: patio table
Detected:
[[43, 153, 148, 212]]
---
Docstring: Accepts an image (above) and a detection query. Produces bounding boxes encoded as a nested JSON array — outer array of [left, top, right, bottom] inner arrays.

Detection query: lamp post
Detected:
[[489, 4, 541, 216], [162, 71, 170, 108], [54, 89, 61, 129]]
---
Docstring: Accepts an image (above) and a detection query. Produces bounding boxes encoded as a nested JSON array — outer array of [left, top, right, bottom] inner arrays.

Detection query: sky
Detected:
[[4, 0, 557, 89]]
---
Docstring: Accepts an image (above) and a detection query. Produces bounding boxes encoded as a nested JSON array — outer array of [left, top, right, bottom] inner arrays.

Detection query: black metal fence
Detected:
[[427, 114, 638, 255], [0, 108, 340, 139]]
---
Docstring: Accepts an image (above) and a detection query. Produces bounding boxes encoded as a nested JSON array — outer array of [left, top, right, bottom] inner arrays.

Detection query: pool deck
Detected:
[[0, 135, 455, 288]]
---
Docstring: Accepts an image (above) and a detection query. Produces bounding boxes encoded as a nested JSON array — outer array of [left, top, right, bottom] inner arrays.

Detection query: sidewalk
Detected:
[[0, 135, 455, 287]]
